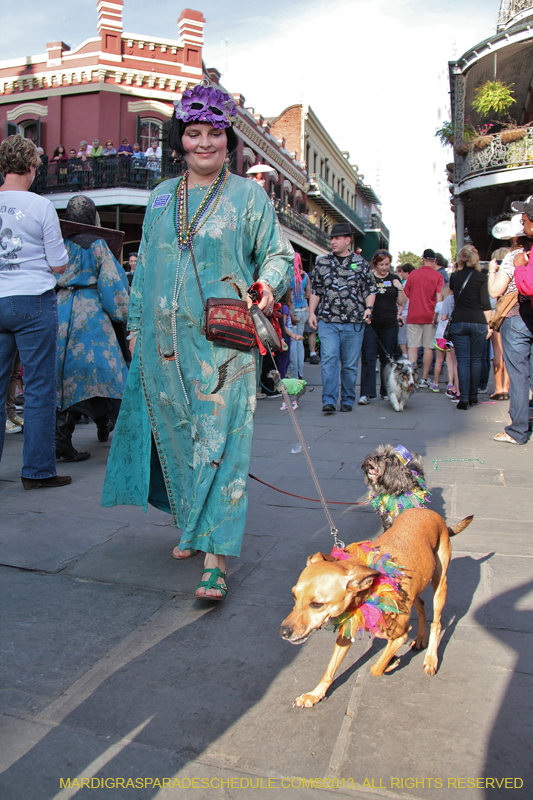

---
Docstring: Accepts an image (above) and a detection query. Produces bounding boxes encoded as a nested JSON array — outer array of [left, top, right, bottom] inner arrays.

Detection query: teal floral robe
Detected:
[[56, 239, 130, 411], [101, 174, 294, 556]]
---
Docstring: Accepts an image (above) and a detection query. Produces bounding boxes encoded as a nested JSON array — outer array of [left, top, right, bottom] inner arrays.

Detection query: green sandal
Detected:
[[195, 567, 227, 600]]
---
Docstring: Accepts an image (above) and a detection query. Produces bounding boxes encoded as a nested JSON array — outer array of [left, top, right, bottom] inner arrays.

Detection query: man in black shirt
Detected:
[[309, 223, 376, 413]]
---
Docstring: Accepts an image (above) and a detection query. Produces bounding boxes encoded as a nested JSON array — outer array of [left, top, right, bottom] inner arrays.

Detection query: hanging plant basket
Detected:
[[500, 128, 526, 143], [471, 135, 493, 151], [455, 142, 470, 156]]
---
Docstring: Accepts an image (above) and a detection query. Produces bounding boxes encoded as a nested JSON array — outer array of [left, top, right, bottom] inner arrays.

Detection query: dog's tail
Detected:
[[448, 515, 474, 537]]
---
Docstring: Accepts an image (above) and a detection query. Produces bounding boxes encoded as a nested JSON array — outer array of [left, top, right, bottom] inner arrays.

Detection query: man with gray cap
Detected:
[[308, 223, 376, 413]]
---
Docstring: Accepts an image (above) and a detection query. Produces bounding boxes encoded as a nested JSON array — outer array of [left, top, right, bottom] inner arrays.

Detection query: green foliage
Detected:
[[435, 120, 477, 147], [397, 251, 422, 269], [472, 80, 515, 117], [435, 121, 454, 146], [450, 234, 457, 261]]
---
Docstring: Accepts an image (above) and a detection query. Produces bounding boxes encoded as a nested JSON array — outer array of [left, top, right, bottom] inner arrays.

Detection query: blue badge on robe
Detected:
[[152, 194, 171, 209]]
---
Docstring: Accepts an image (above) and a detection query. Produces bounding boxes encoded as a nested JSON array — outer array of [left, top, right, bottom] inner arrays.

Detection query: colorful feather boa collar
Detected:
[[329, 541, 405, 641], [369, 472, 430, 522]]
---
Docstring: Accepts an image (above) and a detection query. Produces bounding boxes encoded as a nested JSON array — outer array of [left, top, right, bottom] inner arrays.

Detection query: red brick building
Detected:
[[0, 2, 335, 264]]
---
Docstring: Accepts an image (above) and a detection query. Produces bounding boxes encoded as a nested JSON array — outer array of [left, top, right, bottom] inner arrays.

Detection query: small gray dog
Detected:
[[383, 358, 418, 412], [361, 444, 428, 530]]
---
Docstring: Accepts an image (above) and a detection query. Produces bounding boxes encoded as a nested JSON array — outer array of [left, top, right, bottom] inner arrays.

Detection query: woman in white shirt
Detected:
[[144, 139, 162, 173], [0, 135, 71, 488]]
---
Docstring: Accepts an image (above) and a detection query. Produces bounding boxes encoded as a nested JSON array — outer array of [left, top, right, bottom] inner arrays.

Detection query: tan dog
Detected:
[[279, 508, 473, 707]]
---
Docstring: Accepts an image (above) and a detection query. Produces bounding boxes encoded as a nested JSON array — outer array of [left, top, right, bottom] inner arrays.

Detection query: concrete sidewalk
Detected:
[[1, 364, 531, 800]]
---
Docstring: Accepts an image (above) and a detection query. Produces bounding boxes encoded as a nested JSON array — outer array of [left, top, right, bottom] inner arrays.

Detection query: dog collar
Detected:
[[393, 445, 413, 466], [330, 541, 405, 641]]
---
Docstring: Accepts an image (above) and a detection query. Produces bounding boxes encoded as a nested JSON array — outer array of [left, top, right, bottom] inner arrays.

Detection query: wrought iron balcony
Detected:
[[364, 213, 390, 242], [32, 157, 184, 195], [272, 198, 331, 250], [454, 128, 533, 185], [308, 173, 366, 234], [498, 0, 533, 28]]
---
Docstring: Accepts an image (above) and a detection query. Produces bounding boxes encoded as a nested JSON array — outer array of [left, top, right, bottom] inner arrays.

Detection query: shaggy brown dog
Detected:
[[279, 508, 473, 707]]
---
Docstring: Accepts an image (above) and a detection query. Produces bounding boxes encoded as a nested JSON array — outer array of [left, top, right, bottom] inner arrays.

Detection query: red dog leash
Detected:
[[248, 472, 368, 506]]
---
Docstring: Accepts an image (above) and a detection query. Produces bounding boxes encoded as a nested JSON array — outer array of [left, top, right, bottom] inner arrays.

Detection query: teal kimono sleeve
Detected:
[[95, 242, 130, 323], [127, 210, 149, 332], [246, 187, 294, 300]]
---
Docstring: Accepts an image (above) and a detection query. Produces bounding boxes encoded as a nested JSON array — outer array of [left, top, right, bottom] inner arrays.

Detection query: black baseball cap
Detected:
[[511, 195, 533, 219], [422, 248, 436, 260]]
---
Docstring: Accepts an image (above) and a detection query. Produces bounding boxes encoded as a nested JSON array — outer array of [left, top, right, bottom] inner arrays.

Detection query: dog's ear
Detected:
[[345, 565, 380, 593], [306, 552, 336, 566]]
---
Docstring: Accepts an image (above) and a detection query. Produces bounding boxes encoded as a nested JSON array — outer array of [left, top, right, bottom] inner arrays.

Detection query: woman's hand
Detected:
[[257, 281, 274, 315], [128, 334, 138, 357]]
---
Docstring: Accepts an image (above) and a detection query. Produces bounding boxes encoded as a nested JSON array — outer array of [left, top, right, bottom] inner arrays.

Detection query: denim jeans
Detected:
[[360, 324, 399, 398], [500, 314, 533, 444], [450, 321, 487, 404], [289, 306, 308, 379], [318, 320, 365, 407], [0, 290, 59, 478], [479, 337, 491, 389]]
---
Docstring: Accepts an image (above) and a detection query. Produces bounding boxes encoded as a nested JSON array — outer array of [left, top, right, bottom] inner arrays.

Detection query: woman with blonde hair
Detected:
[[0, 135, 71, 488], [449, 245, 492, 410]]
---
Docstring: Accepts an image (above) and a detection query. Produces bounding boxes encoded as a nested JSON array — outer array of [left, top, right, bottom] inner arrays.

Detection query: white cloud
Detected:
[[204, 0, 499, 260]]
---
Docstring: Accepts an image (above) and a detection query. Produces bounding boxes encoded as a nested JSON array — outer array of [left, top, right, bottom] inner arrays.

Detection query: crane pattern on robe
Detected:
[[194, 353, 256, 416]]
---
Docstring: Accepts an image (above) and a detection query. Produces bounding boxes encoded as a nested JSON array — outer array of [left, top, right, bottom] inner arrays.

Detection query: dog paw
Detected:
[[410, 636, 427, 651], [293, 693, 323, 708], [423, 655, 438, 676], [384, 656, 401, 673]]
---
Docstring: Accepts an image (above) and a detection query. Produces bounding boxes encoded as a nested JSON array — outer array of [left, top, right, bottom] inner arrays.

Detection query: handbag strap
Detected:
[[189, 242, 206, 310], [450, 270, 473, 320]]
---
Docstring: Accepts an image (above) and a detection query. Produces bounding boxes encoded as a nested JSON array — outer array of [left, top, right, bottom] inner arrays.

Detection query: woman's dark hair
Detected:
[[371, 249, 392, 267], [53, 145, 65, 157], [398, 263, 415, 274], [167, 117, 238, 157]]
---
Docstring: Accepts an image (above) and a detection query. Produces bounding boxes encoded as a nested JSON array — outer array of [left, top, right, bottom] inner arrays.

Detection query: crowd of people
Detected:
[[32, 137, 168, 191], [2, 94, 533, 599]]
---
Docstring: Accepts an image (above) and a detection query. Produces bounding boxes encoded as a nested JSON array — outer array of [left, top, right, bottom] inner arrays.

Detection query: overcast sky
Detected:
[[1, 0, 502, 259]]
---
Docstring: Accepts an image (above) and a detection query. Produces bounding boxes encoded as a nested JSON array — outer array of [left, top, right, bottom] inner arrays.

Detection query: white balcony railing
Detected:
[[455, 128, 533, 184]]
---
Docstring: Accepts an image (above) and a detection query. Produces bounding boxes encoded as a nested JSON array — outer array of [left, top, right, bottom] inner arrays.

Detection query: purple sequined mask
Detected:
[[174, 85, 237, 129]]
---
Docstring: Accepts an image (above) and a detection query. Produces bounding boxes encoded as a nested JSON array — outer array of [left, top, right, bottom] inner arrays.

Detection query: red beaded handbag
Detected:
[[190, 245, 257, 352]]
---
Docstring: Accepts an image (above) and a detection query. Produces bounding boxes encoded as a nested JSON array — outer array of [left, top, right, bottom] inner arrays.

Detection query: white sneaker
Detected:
[[358, 396, 370, 405], [6, 419, 22, 434], [280, 402, 288, 411], [418, 379, 428, 389]]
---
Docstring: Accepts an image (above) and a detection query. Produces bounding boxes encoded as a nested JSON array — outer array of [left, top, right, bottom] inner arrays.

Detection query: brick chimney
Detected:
[[46, 41, 70, 67], [98, 0, 123, 59], [178, 9, 205, 70]]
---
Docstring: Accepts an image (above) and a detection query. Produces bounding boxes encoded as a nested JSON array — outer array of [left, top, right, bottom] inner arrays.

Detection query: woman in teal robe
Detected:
[[102, 93, 293, 599]]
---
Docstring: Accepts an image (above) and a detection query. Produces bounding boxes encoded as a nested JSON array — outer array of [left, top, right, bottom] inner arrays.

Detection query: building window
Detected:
[[314, 151, 318, 174], [320, 158, 324, 178], [139, 118, 162, 152]]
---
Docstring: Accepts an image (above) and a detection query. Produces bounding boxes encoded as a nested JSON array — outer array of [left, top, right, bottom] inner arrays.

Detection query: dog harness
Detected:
[[329, 542, 405, 641]]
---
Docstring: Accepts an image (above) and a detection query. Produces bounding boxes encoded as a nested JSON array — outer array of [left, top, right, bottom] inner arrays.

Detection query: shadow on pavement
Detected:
[[476, 579, 533, 799], [0, 598, 301, 799]]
